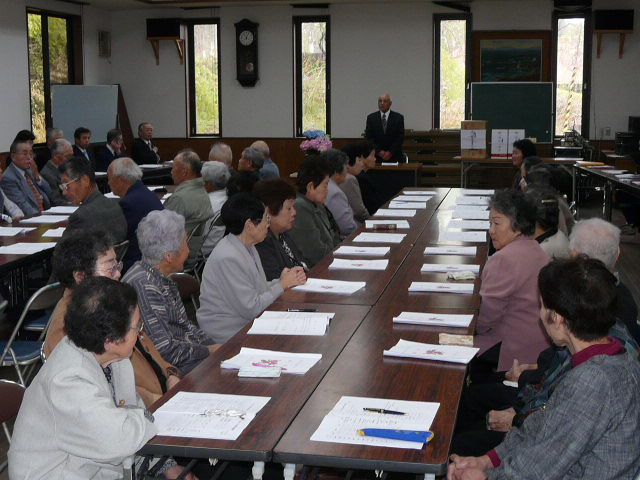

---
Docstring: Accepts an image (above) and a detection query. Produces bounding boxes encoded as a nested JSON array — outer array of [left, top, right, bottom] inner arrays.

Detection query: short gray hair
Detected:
[[46, 127, 63, 140], [242, 147, 264, 170], [137, 210, 186, 266], [110, 157, 142, 183], [202, 161, 231, 189], [251, 140, 270, 159], [208, 142, 232, 166], [176, 148, 202, 176], [51, 138, 72, 155], [569, 218, 620, 270]]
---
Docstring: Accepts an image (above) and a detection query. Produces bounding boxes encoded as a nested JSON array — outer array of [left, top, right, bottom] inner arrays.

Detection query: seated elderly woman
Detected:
[[448, 257, 640, 480], [254, 179, 308, 281], [123, 210, 216, 376], [323, 149, 358, 237], [473, 190, 550, 378], [339, 142, 371, 222], [201, 160, 230, 256], [9, 277, 158, 479], [288, 156, 341, 267], [197, 193, 306, 343], [525, 185, 570, 259], [522, 164, 574, 234]]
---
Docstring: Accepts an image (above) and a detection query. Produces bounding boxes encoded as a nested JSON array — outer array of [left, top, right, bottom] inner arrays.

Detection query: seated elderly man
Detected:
[[123, 209, 217, 375], [237, 146, 264, 180], [95, 128, 124, 172], [164, 149, 213, 265], [1, 139, 52, 215], [208, 142, 233, 167], [201, 161, 230, 256], [35, 127, 63, 169], [108, 157, 164, 271], [59, 157, 127, 243], [251, 140, 280, 180], [41, 138, 73, 206]]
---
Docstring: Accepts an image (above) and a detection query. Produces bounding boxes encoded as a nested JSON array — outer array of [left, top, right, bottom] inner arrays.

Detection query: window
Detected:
[[27, 9, 80, 143], [294, 17, 330, 136], [187, 20, 221, 136], [433, 14, 470, 129], [554, 12, 591, 137]]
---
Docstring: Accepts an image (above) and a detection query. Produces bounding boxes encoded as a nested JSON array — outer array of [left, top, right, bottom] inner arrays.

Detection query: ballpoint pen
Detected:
[[287, 308, 316, 312], [363, 408, 405, 415], [357, 428, 434, 443]]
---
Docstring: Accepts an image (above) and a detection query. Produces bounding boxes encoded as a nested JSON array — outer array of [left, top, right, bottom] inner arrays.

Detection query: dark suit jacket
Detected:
[[0, 163, 51, 216], [119, 181, 164, 272], [94, 146, 121, 172], [65, 189, 128, 243], [40, 161, 69, 206], [73, 145, 96, 171], [255, 230, 306, 281], [131, 138, 160, 165], [357, 171, 384, 215], [35, 147, 52, 170], [365, 110, 405, 161]]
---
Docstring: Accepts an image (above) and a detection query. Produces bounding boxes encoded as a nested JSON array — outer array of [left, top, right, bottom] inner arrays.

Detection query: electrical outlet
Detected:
[[603, 127, 612, 138]]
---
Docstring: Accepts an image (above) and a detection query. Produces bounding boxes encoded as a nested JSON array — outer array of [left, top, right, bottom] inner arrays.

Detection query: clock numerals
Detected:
[[239, 30, 254, 46]]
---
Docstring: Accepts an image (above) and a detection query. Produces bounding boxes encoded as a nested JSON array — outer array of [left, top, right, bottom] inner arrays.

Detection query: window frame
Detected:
[[432, 12, 471, 129], [186, 18, 222, 137], [293, 15, 331, 137], [26, 8, 82, 141], [552, 9, 592, 138]]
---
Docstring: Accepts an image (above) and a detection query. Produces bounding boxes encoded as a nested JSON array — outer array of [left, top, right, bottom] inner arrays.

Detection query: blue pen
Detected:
[[357, 428, 434, 444]]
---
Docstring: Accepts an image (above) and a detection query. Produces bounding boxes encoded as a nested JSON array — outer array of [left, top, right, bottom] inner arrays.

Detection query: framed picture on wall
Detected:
[[472, 30, 551, 82], [98, 30, 111, 58]]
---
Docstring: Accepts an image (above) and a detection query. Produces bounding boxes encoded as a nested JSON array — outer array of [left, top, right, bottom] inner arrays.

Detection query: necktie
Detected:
[[382, 113, 387, 133], [25, 174, 44, 212], [84, 150, 90, 163]]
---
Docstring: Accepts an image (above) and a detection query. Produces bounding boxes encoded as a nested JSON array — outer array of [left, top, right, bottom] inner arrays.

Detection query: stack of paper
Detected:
[[455, 196, 490, 206], [448, 220, 490, 230], [393, 312, 474, 327], [438, 231, 487, 243], [353, 232, 406, 243], [0, 242, 57, 255], [248, 311, 334, 336], [139, 164, 163, 169], [602, 169, 626, 175], [41, 227, 66, 238], [424, 246, 477, 256], [293, 278, 366, 294], [421, 263, 480, 273], [374, 209, 416, 217], [451, 207, 490, 220], [105, 192, 119, 199], [461, 189, 494, 195], [334, 246, 390, 257], [311, 396, 439, 449], [403, 190, 436, 195], [615, 173, 638, 179], [20, 215, 69, 224], [394, 195, 433, 202], [0, 227, 35, 237], [389, 201, 427, 209], [221, 347, 322, 374], [384, 339, 479, 364], [409, 282, 474, 294], [329, 258, 389, 270], [365, 220, 410, 229], [153, 392, 270, 440], [44, 206, 78, 214]]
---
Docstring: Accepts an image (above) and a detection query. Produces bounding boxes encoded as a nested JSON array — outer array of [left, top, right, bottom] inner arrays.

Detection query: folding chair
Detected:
[[169, 272, 200, 313], [21, 282, 64, 333], [0, 379, 25, 472]]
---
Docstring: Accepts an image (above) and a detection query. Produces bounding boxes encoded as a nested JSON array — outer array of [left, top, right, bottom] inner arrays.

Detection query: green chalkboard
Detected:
[[470, 82, 554, 143]]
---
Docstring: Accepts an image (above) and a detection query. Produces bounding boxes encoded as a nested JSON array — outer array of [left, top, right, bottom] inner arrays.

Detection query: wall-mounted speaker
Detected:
[[594, 10, 634, 31], [146, 18, 182, 38]]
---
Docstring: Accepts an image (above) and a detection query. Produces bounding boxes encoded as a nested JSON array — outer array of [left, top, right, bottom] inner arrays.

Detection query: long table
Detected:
[[573, 164, 640, 220]]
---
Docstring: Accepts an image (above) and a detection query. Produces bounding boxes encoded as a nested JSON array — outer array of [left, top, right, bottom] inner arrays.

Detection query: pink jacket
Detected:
[[476, 235, 551, 371]]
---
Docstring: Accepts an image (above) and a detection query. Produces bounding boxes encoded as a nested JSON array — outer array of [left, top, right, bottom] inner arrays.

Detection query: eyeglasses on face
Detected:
[[59, 177, 80, 192], [98, 259, 123, 277]]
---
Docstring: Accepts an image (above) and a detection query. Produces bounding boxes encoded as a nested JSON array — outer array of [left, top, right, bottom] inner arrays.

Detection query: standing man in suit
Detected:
[[107, 157, 164, 272], [1, 140, 52, 216], [35, 127, 63, 170], [131, 122, 161, 165], [94, 128, 124, 172], [41, 138, 73, 206], [72, 127, 95, 170], [364, 93, 405, 162]]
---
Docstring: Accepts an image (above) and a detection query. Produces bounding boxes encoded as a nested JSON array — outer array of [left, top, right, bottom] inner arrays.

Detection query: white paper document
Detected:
[[602, 169, 626, 174], [329, 258, 389, 270], [293, 278, 366, 294], [247, 311, 333, 336], [615, 173, 637, 179], [44, 206, 78, 214], [448, 220, 490, 230], [334, 246, 390, 257], [20, 215, 69, 224], [139, 164, 164, 168], [421, 263, 480, 273], [424, 246, 477, 256], [42, 227, 66, 238], [365, 220, 410, 229], [403, 190, 437, 195], [393, 195, 433, 202], [0, 227, 36, 237], [507, 130, 525, 152], [455, 196, 490, 206], [491, 129, 508, 156], [221, 347, 322, 374], [374, 209, 416, 217], [460, 129, 486, 149], [409, 282, 474, 294], [439, 231, 487, 243], [388, 201, 427, 209], [105, 192, 119, 198], [310, 396, 439, 450], [380, 162, 399, 166], [393, 311, 474, 328], [353, 232, 406, 243], [0, 242, 57, 255], [460, 189, 495, 195], [153, 392, 270, 440], [451, 208, 490, 220], [384, 339, 479, 364]]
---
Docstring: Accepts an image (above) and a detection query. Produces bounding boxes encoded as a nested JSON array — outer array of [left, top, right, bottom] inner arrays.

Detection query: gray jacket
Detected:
[[40, 160, 69, 206], [65, 189, 128, 243], [9, 337, 157, 480], [339, 173, 370, 223]]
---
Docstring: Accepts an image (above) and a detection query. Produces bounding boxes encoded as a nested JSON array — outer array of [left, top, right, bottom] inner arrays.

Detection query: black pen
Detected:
[[287, 308, 317, 312], [363, 408, 406, 415]]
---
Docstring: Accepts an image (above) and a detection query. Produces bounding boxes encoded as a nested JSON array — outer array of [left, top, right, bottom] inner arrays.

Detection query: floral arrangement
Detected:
[[299, 130, 332, 154]]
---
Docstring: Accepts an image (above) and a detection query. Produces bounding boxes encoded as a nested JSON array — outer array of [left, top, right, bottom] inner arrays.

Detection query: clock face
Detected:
[[239, 30, 254, 46]]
